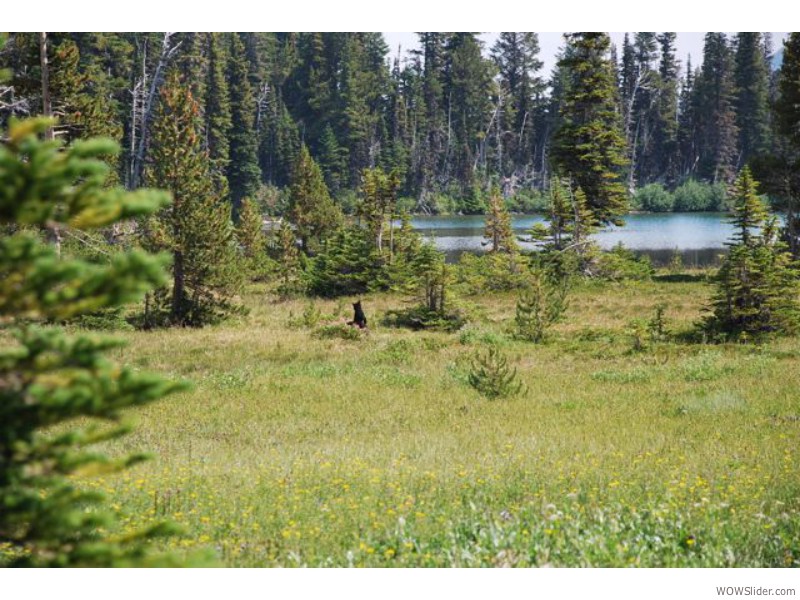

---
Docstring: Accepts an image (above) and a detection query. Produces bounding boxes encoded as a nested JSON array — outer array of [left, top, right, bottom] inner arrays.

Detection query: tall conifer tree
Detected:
[[552, 33, 629, 225]]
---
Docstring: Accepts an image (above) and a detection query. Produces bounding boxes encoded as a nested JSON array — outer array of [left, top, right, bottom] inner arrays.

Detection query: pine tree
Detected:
[[705, 167, 800, 338], [771, 33, 800, 257], [677, 55, 698, 178], [734, 33, 771, 167], [288, 144, 343, 253], [0, 118, 188, 566], [275, 218, 301, 296], [145, 71, 243, 327], [227, 33, 261, 217], [491, 33, 545, 179], [695, 33, 739, 183], [483, 190, 518, 253], [357, 166, 400, 254], [776, 33, 800, 151], [204, 32, 232, 192], [236, 196, 269, 279], [552, 33, 629, 225], [318, 123, 348, 196], [443, 33, 495, 190], [654, 32, 680, 185], [468, 346, 524, 400], [514, 269, 568, 343]]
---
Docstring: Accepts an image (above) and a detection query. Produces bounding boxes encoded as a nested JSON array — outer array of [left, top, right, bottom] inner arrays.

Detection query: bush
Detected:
[[383, 305, 467, 332], [673, 179, 729, 211], [507, 189, 549, 213], [595, 243, 654, 281], [634, 183, 674, 212], [513, 270, 569, 342], [467, 346, 525, 399], [455, 252, 528, 293]]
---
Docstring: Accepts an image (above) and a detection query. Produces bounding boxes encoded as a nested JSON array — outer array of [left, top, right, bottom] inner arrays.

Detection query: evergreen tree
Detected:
[[776, 33, 800, 151], [227, 33, 261, 217], [0, 118, 187, 566], [695, 33, 739, 183], [483, 191, 518, 253], [705, 167, 800, 338], [770, 33, 800, 257], [275, 218, 301, 296], [552, 33, 629, 225], [491, 33, 545, 181], [443, 33, 495, 190], [654, 33, 680, 184], [514, 269, 568, 343], [734, 33, 772, 167], [145, 71, 243, 327], [677, 54, 699, 178], [357, 167, 400, 253], [236, 196, 269, 279], [288, 144, 343, 253], [204, 33, 232, 192], [318, 123, 348, 196]]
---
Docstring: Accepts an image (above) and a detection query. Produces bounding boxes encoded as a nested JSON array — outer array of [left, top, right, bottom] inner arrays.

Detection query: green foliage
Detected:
[[226, 33, 261, 214], [384, 242, 467, 331], [273, 219, 303, 297], [704, 168, 800, 339], [144, 71, 244, 327], [483, 190, 518, 254], [467, 346, 525, 399], [204, 33, 233, 191], [358, 167, 400, 253], [513, 270, 569, 343], [527, 179, 598, 278], [595, 244, 654, 281], [305, 226, 382, 298], [236, 197, 272, 280], [648, 303, 670, 342], [506, 189, 548, 213], [633, 183, 674, 212], [673, 179, 728, 212], [288, 145, 343, 253], [552, 33, 629, 225], [0, 118, 189, 566]]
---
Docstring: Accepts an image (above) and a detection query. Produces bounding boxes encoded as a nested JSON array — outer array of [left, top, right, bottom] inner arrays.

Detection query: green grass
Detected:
[[79, 272, 799, 566]]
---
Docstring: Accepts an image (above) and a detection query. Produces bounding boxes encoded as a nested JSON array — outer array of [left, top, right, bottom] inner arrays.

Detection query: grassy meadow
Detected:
[[78, 271, 799, 567]]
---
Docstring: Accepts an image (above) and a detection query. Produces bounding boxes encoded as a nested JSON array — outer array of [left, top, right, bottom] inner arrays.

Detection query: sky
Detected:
[[382, 32, 789, 76]]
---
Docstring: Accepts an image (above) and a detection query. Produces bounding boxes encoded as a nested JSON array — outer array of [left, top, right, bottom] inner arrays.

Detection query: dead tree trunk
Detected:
[[130, 33, 181, 190]]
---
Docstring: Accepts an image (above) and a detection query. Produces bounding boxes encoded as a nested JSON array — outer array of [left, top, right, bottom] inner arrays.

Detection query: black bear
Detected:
[[349, 300, 367, 329]]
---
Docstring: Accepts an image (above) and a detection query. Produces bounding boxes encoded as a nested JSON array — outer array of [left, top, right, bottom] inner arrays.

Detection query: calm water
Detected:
[[409, 213, 735, 266]]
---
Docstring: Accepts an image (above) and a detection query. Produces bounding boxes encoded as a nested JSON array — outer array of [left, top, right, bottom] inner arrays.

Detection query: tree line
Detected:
[[0, 32, 790, 217]]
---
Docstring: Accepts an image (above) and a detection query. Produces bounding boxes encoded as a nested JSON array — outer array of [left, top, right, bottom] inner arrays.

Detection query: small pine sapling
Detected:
[[468, 346, 525, 399]]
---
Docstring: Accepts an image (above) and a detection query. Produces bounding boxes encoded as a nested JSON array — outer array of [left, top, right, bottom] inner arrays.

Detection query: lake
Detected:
[[409, 212, 735, 266]]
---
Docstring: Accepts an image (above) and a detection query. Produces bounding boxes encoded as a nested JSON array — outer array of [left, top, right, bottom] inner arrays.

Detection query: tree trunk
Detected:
[[171, 250, 186, 325]]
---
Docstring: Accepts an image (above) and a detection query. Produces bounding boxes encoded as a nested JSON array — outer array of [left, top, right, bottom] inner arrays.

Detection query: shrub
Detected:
[[673, 179, 729, 211], [648, 303, 669, 342], [467, 346, 525, 399], [513, 270, 569, 342], [634, 183, 674, 212], [595, 244, 654, 281]]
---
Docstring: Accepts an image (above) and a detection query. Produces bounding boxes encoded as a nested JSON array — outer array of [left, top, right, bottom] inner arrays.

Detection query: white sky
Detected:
[[383, 32, 789, 77]]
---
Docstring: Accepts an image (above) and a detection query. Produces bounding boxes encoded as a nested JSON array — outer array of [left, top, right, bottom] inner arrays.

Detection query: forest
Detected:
[[1, 32, 800, 569], [0, 32, 793, 215]]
